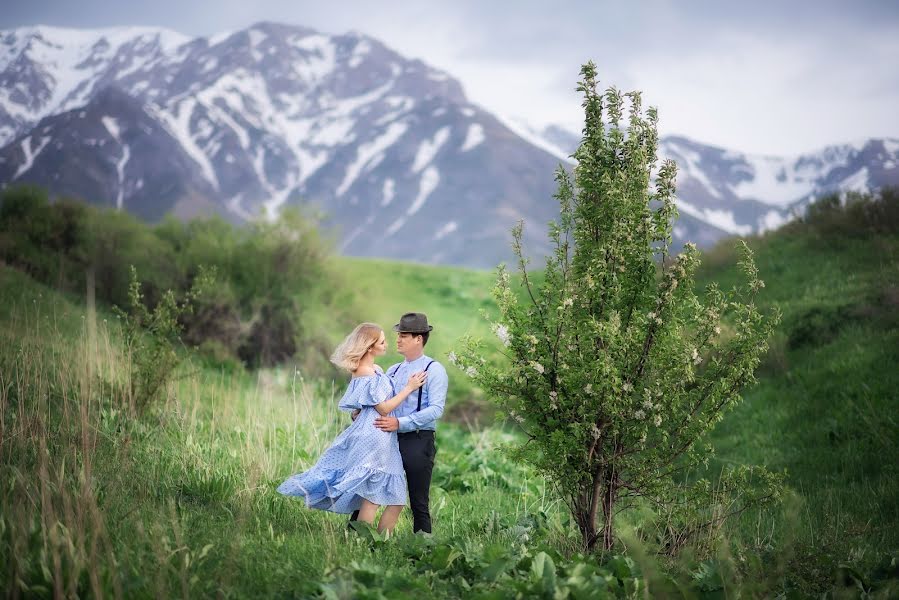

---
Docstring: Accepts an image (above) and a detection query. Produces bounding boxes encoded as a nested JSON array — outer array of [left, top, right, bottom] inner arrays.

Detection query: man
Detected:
[[350, 312, 448, 534]]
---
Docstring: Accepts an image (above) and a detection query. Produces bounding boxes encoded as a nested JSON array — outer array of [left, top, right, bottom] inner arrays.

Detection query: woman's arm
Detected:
[[375, 372, 427, 416]]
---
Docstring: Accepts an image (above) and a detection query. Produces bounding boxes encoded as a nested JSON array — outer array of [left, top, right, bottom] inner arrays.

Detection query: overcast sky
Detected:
[[4, 0, 898, 155]]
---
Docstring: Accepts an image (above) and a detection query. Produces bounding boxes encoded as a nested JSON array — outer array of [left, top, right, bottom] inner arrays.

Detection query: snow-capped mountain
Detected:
[[532, 125, 899, 243], [1, 23, 897, 268]]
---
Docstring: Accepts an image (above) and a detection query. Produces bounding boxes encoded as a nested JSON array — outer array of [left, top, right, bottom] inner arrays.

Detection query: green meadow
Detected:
[[1, 192, 897, 597]]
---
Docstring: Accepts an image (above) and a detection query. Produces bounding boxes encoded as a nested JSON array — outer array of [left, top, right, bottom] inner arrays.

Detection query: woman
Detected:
[[277, 323, 427, 534]]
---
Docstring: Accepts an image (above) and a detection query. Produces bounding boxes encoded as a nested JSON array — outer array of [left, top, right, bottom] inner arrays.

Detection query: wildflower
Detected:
[[493, 323, 511, 347], [622, 382, 633, 393], [654, 414, 663, 427], [635, 409, 646, 420], [465, 366, 477, 378], [447, 351, 458, 366], [562, 297, 574, 308], [529, 361, 545, 374], [642, 399, 654, 410]]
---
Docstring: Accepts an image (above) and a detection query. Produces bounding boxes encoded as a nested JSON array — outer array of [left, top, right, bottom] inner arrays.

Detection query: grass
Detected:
[[697, 230, 899, 592], [1, 218, 898, 597], [0, 266, 559, 597]]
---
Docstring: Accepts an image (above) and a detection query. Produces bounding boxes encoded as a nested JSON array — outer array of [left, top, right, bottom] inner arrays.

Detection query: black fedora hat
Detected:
[[393, 312, 433, 333]]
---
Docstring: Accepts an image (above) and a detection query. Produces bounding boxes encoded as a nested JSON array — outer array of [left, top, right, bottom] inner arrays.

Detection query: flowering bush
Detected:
[[453, 62, 783, 551]]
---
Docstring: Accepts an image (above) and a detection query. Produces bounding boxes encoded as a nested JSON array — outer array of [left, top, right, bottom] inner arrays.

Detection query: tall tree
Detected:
[[454, 62, 783, 551]]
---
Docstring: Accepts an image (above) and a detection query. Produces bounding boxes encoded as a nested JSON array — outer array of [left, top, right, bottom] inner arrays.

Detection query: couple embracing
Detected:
[[277, 312, 448, 535]]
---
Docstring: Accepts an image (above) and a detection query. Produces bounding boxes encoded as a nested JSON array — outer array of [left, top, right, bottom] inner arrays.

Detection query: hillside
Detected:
[[1, 192, 897, 595], [697, 216, 899, 590]]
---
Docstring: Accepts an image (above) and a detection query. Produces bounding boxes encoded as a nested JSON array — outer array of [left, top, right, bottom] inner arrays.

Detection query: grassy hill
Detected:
[[1, 195, 897, 596], [697, 225, 899, 591]]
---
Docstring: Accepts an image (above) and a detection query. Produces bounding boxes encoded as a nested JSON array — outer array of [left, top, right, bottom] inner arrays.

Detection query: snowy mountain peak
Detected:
[[1, 23, 897, 267]]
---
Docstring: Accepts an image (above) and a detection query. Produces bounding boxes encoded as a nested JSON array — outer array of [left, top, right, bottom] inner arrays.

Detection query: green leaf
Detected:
[[531, 552, 558, 595]]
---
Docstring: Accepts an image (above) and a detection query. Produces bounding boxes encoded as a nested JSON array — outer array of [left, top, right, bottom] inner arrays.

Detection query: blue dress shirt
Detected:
[[386, 355, 448, 433]]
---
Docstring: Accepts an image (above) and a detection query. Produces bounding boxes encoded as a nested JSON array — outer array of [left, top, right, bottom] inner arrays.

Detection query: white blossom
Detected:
[[691, 348, 702, 365], [585, 383, 593, 394], [654, 414, 663, 427], [465, 366, 478, 378], [529, 361, 545, 374], [492, 323, 512, 347], [714, 326, 721, 335], [635, 409, 646, 420], [591, 424, 602, 439], [447, 351, 458, 366], [642, 399, 654, 410], [562, 297, 574, 308], [622, 382, 633, 393]]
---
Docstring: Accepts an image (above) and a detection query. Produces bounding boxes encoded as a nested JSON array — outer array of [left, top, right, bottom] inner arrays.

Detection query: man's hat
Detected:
[[393, 312, 433, 333]]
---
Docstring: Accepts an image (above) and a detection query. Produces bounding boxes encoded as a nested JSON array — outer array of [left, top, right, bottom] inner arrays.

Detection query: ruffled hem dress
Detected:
[[276, 371, 408, 513]]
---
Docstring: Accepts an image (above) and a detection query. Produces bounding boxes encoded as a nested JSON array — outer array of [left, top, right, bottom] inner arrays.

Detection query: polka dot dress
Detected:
[[277, 372, 408, 512]]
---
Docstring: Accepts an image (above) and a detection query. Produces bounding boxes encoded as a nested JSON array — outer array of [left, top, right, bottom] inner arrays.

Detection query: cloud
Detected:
[[2, 0, 898, 154]]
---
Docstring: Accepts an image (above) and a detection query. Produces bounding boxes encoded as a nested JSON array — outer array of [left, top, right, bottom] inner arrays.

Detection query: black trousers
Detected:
[[350, 430, 436, 533]]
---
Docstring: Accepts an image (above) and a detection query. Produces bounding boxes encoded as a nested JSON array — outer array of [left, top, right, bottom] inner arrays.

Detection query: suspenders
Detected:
[[388, 360, 435, 412]]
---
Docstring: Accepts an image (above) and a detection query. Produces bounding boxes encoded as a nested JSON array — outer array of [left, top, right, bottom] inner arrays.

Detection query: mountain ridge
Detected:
[[1, 22, 897, 267]]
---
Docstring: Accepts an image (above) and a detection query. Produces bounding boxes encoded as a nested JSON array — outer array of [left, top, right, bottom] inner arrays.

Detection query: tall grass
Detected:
[[0, 267, 368, 596], [0, 267, 561, 597]]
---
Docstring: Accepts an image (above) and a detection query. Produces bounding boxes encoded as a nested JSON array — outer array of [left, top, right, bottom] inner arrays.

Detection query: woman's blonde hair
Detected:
[[330, 322, 383, 372]]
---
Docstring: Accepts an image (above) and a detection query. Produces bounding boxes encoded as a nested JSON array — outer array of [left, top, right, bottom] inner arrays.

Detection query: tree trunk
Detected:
[[572, 463, 619, 551], [601, 467, 618, 551], [573, 465, 608, 550]]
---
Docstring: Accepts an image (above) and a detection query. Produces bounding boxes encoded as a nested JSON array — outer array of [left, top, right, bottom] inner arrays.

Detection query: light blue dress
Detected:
[[276, 371, 408, 513]]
